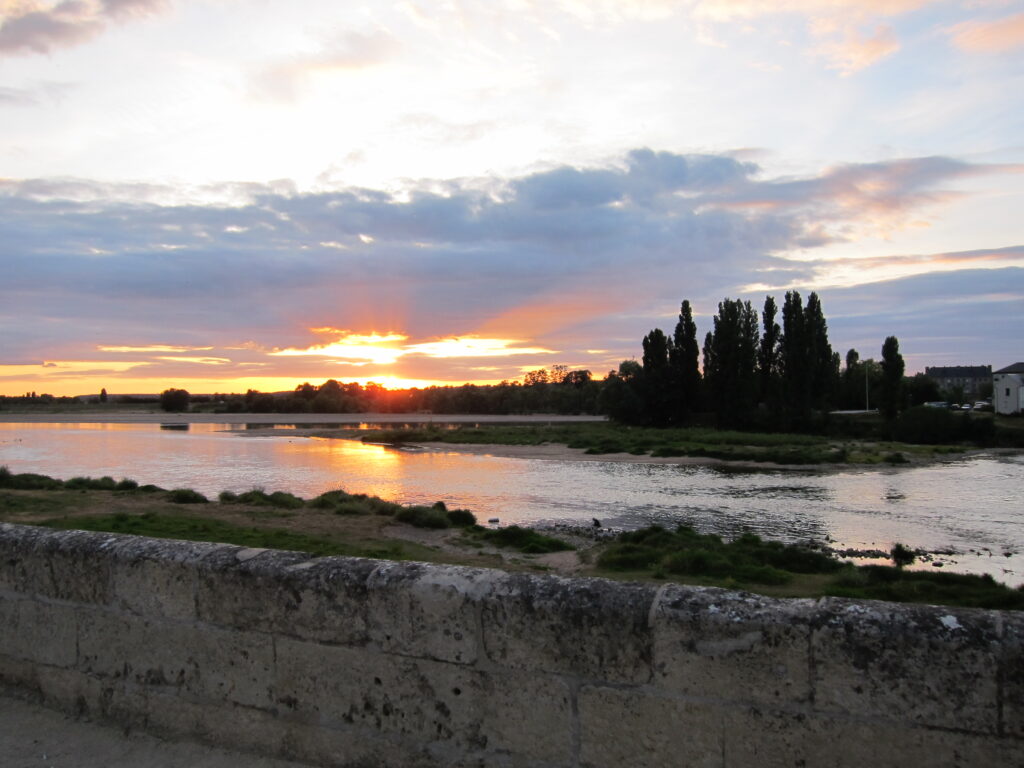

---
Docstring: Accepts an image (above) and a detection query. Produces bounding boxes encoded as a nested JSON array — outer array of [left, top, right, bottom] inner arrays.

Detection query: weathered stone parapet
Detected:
[[0, 522, 1019, 767]]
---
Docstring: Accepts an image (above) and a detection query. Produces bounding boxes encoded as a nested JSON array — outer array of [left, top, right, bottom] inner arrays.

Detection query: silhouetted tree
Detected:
[[642, 328, 672, 426], [99, 388, 107, 404], [598, 361, 646, 424], [880, 336, 905, 422], [804, 292, 836, 411], [670, 300, 702, 424], [159, 388, 190, 412], [757, 296, 780, 409], [780, 291, 809, 424], [703, 298, 759, 427]]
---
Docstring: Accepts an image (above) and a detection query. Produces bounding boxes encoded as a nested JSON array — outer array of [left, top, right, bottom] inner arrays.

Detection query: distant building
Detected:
[[993, 363, 1024, 415], [924, 365, 992, 397]]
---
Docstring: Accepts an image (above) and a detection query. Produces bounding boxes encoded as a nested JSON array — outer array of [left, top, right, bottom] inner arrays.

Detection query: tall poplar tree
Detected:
[[880, 336, 905, 422], [670, 300, 701, 423], [780, 291, 809, 423], [804, 292, 836, 411], [758, 296, 780, 408], [704, 298, 759, 427], [642, 328, 672, 426]]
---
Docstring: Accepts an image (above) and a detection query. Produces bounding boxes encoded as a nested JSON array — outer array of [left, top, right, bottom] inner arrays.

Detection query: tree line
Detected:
[[599, 293, 908, 430]]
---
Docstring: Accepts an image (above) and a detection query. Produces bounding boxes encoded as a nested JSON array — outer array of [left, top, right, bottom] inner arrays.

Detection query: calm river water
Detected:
[[1, 421, 1021, 584]]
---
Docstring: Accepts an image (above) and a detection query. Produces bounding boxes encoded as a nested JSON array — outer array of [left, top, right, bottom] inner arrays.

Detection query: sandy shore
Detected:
[[410, 441, 732, 465]]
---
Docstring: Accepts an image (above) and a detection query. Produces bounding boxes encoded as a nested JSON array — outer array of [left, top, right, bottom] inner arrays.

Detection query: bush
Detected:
[[115, 478, 138, 491], [446, 508, 477, 527], [891, 542, 915, 568], [219, 490, 239, 503], [65, 476, 118, 491], [159, 388, 190, 412], [166, 488, 208, 504], [481, 525, 573, 553], [395, 506, 450, 529], [0, 467, 63, 490]]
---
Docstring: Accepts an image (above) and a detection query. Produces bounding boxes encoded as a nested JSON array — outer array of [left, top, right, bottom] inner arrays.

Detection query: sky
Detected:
[[1, 0, 1022, 396]]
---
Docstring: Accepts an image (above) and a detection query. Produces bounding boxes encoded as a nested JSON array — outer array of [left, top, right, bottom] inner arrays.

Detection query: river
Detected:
[[1, 420, 1021, 585]]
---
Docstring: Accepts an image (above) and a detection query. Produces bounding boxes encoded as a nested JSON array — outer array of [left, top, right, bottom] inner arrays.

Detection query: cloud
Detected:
[[811, 267, 1024, 370], [0, 80, 74, 107], [690, 0, 934, 74], [0, 149, 1015, 389], [948, 11, 1024, 53], [249, 29, 399, 102], [812, 22, 899, 74], [0, 0, 167, 57]]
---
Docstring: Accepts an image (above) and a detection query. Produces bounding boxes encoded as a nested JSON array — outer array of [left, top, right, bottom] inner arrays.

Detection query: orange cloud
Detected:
[[98, 344, 214, 353], [948, 12, 1024, 53], [693, 0, 928, 20], [271, 332, 409, 365], [270, 330, 553, 366], [813, 23, 899, 74], [475, 291, 627, 340], [405, 338, 554, 358]]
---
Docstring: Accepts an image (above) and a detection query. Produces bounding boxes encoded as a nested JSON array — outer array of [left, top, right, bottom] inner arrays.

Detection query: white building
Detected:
[[993, 363, 1024, 415]]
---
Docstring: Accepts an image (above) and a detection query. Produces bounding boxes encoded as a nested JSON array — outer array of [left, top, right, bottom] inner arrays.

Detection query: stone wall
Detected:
[[0, 522, 1019, 767]]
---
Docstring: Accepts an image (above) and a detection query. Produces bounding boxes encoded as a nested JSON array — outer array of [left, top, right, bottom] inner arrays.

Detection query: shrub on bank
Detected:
[[166, 488, 208, 504]]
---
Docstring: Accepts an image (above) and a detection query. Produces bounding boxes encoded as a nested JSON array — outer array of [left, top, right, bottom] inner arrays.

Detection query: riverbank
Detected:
[[0, 410, 996, 469], [314, 422, 977, 469], [2, 468, 1021, 605]]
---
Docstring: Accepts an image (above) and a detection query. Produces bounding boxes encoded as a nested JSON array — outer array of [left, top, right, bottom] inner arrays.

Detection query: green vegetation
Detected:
[[597, 525, 841, 585], [39, 512, 362, 557], [2, 467, 1020, 609], [219, 489, 304, 509], [468, 525, 575, 554], [353, 421, 959, 466], [166, 488, 209, 504], [594, 525, 1023, 610], [310, 490, 478, 529]]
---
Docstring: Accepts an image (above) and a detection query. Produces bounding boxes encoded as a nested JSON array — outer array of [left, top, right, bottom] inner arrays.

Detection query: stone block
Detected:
[[1001, 609, 1024, 739], [784, 711, 1023, 768], [79, 610, 274, 709], [195, 549, 378, 645], [480, 572, 657, 683], [651, 585, 814, 707], [0, 596, 77, 667], [810, 598, 1002, 734], [143, 689, 290, 757], [108, 536, 214, 621], [364, 560, 492, 664], [276, 719, 445, 768], [76, 609, 145, 681], [33, 664, 144, 727], [0, 653, 41, 693], [578, 686, 727, 768], [275, 638, 572, 765], [0, 526, 114, 605]]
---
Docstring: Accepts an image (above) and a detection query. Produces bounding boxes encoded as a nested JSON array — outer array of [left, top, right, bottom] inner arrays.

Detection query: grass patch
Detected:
[[166, 488, 208, 504], [0, 466, 64, 490], [592, 524, 1024, 608], [469, 525, 574, 554], [597, 525, 841, 586], [37, 512, 362, 557], [347, 423, 947, 466], [827, 566, 1024, 610]]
